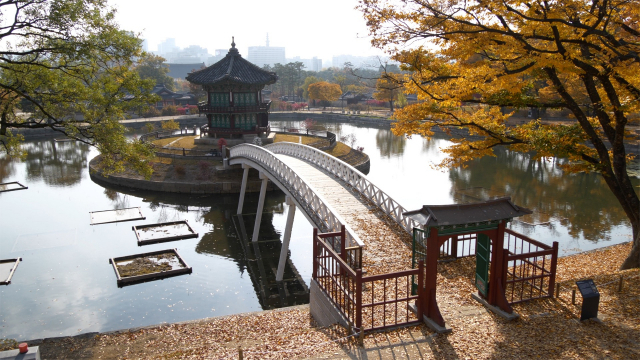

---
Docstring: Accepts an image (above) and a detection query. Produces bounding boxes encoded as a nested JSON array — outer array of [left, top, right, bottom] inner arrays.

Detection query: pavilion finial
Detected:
[[231, 36, 235, 48]]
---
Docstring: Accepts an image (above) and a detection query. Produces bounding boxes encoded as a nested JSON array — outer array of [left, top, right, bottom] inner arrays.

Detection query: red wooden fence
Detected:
[[313, 228, 423, 333]]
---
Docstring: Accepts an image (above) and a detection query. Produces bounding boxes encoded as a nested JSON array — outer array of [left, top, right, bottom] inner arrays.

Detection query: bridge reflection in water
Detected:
[[232, 213, 309, 310]]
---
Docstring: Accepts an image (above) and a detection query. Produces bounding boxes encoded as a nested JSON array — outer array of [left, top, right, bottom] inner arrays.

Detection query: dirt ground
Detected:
[[14, 242, 638, 359]]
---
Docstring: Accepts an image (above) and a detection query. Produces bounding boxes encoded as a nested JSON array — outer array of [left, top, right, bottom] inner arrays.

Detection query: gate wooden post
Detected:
[[340, 225, 346, 263], [489, 221, 508, 311], [424, 227, 445, 327], [548, 242, 559, 297], [417, 260, 425, 320], [312, 228, 318, 281], [356, 268, 363, 333]]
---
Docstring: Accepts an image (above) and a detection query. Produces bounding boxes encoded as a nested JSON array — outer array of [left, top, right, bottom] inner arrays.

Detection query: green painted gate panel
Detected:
[[475, 234, 490, 297], [411, 228, 428, 295]]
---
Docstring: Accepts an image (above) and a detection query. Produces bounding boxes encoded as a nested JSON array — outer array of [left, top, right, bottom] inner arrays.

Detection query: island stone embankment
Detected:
[[89, 155, 274, 194]]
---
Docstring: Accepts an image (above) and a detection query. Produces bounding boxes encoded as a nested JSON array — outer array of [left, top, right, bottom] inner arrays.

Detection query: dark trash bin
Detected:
[[576, 279, 600, 321]]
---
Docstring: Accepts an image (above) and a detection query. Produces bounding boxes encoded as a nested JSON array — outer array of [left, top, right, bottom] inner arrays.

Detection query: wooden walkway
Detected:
[[276, 154, 413, 275]]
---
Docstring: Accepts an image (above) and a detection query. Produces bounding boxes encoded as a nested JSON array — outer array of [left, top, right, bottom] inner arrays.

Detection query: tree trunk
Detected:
[[621, 231, 640, 269]]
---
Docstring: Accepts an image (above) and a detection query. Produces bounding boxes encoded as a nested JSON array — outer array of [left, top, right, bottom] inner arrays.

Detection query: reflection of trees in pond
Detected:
[[103, 188, 131, 210], [375, 129, 406, 158], [21, 140, 91, 186], [421, 135, 441, 155], [449, 148, 639, 242], [0, 156, 16, 183]]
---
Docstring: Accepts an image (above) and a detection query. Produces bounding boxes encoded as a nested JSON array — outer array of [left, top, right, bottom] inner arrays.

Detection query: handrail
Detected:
[[229, 143, 365, 248], [265, 142, 420, 234]]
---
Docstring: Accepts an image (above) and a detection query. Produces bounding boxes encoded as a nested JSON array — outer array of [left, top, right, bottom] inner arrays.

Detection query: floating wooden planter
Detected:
[[0, 258, 22, 285], [109, 249, 191, 287], [0, 182, 28, 193], [132, 220, 198, 246], [90, 207, 145, 225]]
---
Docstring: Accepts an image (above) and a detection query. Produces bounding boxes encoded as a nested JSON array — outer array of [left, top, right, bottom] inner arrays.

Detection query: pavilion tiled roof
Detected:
[[403, 197, 532, 227], [186, 39, 278, 87]]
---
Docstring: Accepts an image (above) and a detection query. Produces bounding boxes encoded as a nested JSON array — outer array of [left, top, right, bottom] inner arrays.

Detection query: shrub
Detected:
[[348, 104, 366, 111], [161, 105, 177, 116], [188, 105, 199, 114], [198, 161, 210, 172], [175, 164, 186, 176], [144, 122, 156, 133], [142, 106, 160, 118], [301, 118, 317, 130], [217, 137, 227, 150], [291, 102, 308, 111], [366, 99, 386, 107], [196, 161, 210, 180], [161, 119, 180, 130]]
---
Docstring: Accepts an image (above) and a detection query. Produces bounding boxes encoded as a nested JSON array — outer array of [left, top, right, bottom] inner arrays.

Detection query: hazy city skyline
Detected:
[[108, 0, 386, 65]]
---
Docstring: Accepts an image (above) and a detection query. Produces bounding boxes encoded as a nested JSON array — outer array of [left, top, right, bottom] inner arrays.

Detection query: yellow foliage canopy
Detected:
[[308, 82, 342, 102], [358, 0, 640, 267]]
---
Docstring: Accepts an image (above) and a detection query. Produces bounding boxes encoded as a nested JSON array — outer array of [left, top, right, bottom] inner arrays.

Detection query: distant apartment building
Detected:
[[248, 45, 286, 68], [207, 49, 228, 66], [287, 56, 323, 72], [157, 38, 179, 56], [331, 55, 381, 69]]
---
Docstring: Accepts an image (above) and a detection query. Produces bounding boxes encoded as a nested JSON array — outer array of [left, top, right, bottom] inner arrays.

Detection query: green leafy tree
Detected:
[[0, 0, 158, 178], [136, 53, 175, 90], [302, 76, 321, 101]]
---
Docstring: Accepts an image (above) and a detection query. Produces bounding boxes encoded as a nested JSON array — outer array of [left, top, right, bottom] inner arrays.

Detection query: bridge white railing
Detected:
[[229, 144, 365, 249], [265, 142, 420, 235]]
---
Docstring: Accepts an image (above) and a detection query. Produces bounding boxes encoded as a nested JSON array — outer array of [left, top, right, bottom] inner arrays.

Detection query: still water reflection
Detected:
[[0, 119, 636, 340]]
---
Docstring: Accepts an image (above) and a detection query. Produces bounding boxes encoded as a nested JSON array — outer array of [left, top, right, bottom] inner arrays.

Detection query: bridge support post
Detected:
[[276, 196, 296, 282], [237, 165, 249, 215], [252, 172, 269, 242]]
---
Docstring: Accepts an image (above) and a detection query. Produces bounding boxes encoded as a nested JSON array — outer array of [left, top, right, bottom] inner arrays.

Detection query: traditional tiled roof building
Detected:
[[151, 84, 198, 109], [186, 39, 278, 138]]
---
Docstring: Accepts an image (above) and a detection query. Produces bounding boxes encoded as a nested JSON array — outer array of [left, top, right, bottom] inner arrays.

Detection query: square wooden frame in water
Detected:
[[90, 207, 145, 225], [0, 258, 22, 285], [109, 249, 191, 287], [132, 220, 199, 246], [0, 182, 28, 193]]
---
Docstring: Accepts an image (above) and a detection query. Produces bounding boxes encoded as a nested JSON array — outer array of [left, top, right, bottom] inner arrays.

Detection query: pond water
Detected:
[[0, 119, 637, 340]]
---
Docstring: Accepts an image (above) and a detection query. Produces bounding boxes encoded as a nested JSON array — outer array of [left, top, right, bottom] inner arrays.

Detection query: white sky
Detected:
[[107, 0, 385, 63]]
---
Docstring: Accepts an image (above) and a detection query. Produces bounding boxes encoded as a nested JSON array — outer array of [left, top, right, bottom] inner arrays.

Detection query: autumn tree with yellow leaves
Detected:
[[308, 82, 342, 109], [358, 0, 640, 268]]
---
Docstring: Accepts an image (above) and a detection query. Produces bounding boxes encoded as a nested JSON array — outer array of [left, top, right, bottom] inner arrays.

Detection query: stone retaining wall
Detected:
[[309, 279, 349, 328], [89, 156, 273, 194], [348, 150, 370, 174]]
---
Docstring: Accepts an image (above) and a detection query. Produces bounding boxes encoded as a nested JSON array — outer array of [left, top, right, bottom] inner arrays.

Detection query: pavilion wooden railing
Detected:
[[197, 101, 271, 114], [503, 229, 558, 304], [313, 229, 423, 334]]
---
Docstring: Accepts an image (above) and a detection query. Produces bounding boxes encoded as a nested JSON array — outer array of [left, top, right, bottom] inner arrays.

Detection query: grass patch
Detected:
[[325, 142, 352, 157], [152, 136, 201, 149]]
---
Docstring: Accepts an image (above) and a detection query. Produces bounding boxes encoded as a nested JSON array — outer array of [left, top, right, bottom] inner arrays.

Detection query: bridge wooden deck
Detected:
[[276, 154, 413, 275]]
